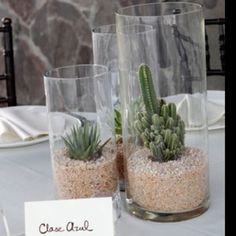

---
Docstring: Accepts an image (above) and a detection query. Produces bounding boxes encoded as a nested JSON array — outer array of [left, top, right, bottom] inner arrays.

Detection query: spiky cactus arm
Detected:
[[114, 108, 123, 143], [114, 109, 122, 134], [134, 64, 185, 162], [139, 64, 160, 118]]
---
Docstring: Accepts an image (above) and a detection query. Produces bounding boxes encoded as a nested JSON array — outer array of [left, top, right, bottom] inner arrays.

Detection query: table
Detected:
[[0, 128, 225, 236]]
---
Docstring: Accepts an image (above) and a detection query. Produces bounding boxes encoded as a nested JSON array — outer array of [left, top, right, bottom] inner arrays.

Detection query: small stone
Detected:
[[127, 147, 208, 212], [53, 144, 119, 199]]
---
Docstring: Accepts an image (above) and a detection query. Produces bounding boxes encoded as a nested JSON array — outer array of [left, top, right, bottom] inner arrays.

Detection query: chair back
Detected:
[[205, 18, 225, 77], [0, 17, 16, 106]]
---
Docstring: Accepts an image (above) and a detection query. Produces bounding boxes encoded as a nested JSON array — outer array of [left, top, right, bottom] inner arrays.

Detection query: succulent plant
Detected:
[[62, 122, 110, 161], [134, 64, 185, 162], [114, 108, 122, 143], [128, 96, 144, 136], [114, 98, 143, 140]]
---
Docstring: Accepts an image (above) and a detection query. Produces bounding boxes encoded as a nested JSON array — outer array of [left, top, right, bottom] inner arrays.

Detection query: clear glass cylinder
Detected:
[[92, 24, 125, 190], [0, 208, 10, 236], [92, 25, 118, 101], [44, 65, 120, 206], [116, 2, 209, 222]]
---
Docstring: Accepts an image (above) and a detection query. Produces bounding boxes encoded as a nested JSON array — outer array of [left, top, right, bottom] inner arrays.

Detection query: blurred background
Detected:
[[0, 0, 225, 105]]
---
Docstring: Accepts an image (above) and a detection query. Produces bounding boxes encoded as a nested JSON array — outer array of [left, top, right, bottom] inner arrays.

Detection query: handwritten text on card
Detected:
[[39, 220, 93, 234], [25, 197, 114, 236]]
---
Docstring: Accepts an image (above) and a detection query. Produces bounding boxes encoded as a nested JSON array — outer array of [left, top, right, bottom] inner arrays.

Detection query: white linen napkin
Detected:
[[0, 106, 48, 144], [165, 93, 225, 130]]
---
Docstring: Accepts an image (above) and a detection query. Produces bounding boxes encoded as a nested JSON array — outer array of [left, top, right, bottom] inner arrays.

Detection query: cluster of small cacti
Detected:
[[134, 64, 185, 162], [62, 122, 110, 161]]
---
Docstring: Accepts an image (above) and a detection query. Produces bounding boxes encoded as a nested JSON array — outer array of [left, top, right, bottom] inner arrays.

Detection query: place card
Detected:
[[25, 197, 114, 236]]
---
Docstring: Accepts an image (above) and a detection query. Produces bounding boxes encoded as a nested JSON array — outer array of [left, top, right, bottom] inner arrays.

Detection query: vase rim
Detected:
[[116, 1, 202, 18], [92, 24, 116, 34], [92, 23, 155, 36], [116, 24, 155, 35], [44, 64, 108, 81]]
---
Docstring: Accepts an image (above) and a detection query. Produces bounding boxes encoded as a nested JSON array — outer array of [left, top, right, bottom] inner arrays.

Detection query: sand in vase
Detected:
[[116, 141, 124, 181], [53, 144, 118, 199], [127, 147, 209, 212]]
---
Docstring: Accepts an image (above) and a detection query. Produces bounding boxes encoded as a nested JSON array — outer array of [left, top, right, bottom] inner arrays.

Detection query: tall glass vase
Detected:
[[0, 208, 10, 236], [92, 24, 125, 190], [92, 25, 119, 107], [116, 2, 209, 222], [44, 64, 120, 219]]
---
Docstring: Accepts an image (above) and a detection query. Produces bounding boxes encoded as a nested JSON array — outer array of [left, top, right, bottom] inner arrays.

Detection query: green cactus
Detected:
[[134, 64, 185, 162], [62, 122, 110, 161], [114, 108, 122, 141]]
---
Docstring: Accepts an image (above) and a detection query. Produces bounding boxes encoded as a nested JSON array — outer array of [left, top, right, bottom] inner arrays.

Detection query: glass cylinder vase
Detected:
[[44, 65, 120, 215], [0, 208, 10, 236], [116, 2, 209, 222], [92, 24, 125, 190]]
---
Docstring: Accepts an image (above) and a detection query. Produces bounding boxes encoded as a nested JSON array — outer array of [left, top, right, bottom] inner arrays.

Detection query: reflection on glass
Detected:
[[0, 208, 10, 236]]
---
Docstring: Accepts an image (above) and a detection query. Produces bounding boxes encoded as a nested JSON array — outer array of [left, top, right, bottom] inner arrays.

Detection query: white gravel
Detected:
[[127, 147, 209, 212], [53, 145, 119, 199]]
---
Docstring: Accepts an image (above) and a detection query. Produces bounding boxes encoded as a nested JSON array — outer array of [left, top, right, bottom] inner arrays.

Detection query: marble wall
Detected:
[[0, 0, 225, 105]]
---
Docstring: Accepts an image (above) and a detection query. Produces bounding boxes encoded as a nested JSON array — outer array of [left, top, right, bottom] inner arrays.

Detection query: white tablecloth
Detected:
[[0, 128, 225, 236]]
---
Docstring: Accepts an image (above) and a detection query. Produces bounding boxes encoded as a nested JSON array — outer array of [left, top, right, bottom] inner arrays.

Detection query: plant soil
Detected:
[[116, 141, 124, 181], [127, 147, 208, 212], [53, 144, 118, 199]]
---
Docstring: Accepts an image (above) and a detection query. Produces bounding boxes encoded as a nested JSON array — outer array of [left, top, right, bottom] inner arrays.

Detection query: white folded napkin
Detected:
[[0, 106, 48, 144], [165, 93, 225, 130]]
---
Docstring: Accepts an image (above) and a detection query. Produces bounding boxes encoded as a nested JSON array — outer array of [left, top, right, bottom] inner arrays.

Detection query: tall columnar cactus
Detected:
[[134, 64, 185, 162]]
